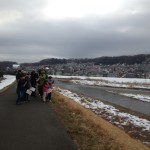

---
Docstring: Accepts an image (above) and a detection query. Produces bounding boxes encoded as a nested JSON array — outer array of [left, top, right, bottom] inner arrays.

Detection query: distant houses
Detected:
[[1, 61, 150, 79], [33, 62, 150, 79], [12, 64, 20, 69]]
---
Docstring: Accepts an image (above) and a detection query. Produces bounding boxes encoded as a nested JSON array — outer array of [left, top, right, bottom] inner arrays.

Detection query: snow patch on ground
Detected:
[[107, 90, 150, 103], [58, 88, 150, 132], [53, 75, 150, 89], [0, 75, 16, 90], [56, 87, 150, 145], [119, 93, 150, 103]]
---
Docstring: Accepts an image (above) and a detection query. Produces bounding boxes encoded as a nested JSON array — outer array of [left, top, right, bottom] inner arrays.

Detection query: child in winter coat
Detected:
[[38, 70, 48, 98], [42, 80, 49, 102]]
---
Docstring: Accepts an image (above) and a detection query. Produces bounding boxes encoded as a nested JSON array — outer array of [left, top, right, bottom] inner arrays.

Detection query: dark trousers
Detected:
[[38, 85, 43, 97], [47, 92, 51, 100], [16, 89, 24, 104]]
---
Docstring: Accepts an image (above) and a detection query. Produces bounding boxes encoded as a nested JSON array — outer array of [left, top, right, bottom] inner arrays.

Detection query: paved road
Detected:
[[0, 85, 77, 150]]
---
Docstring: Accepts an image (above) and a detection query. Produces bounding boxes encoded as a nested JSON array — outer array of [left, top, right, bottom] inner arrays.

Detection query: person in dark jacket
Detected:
[[16, 70, 22, 82], [24, 73, 31, 101], [30, 70, 39, 97], [16, 73, 26, 105]]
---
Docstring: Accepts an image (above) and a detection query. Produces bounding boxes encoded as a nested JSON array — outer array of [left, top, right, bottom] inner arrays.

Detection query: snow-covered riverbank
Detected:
[[53, 75, 150, 89], [53, 75, 150, 145], [0, 75, 16, 90]]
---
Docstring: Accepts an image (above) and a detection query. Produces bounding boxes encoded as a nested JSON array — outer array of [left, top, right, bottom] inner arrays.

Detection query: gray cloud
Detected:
[[0, 0, 150, 63]]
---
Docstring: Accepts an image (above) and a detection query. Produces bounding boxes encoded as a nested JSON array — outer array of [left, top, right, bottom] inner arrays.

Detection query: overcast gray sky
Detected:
[[0, 0, 150, 63]]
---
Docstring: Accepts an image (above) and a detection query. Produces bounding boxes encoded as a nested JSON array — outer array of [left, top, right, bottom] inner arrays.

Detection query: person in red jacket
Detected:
[[42, 80, 49, 102]]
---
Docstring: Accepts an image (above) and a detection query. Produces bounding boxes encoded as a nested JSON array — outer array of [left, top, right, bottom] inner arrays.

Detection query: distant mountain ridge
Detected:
[[0, 61, 17, 70], [21, 54, 150, 66], [0, 54, 150, 68]]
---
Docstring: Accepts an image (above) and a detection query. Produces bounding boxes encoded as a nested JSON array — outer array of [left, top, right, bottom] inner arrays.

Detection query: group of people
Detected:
[[16, 69, 54, 105]]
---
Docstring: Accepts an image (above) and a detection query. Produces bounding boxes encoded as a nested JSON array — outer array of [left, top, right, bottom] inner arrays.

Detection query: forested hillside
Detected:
[[0, 54, 150, 68], [0, 61, 17, 70], [21, 54, 150, 66]]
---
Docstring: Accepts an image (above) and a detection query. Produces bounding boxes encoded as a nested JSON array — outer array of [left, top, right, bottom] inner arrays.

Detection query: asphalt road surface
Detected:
[[0, 85, 77, 150]]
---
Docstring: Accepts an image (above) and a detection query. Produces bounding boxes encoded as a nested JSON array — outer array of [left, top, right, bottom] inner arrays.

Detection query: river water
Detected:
[[55, 80, 150, 115]]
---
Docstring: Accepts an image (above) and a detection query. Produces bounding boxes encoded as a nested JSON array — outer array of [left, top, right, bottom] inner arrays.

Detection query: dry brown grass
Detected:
[[51, 90, 150, 150]]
